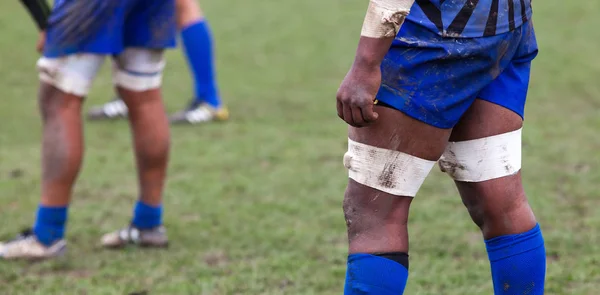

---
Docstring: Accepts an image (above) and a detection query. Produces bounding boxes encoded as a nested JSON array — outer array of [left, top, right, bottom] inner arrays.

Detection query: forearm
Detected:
[[20, 0, 51, 30], [355, 0, 415, 66]]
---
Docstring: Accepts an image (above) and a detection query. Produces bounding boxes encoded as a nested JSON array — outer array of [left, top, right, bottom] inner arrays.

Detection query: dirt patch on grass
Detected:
[[8, 169, 24, 179], [204, 250, 229, 267]]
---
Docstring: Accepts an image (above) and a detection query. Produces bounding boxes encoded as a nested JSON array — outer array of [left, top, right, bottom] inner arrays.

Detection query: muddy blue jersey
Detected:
[[377, 0, 538, 128], [408, 0, 533, 37]]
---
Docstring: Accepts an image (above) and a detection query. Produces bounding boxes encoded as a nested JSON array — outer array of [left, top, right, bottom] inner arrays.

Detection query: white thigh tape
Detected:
[[113, 48, 165, 91], [37, 54, 105, 96], [361, 0, 415, 38], [343, 138, 436, 197], [112, 68, 163, 91], [439, 129, 523, 182]]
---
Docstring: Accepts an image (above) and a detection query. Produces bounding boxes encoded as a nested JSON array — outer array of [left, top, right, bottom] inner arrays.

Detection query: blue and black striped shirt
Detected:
[[408, 0, 533, 37]]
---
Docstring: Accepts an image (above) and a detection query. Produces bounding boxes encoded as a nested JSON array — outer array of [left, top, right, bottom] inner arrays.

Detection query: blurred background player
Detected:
[[2, 0, 176, 260], [337, 0, 546, 294], [87, 0, 229, 125]]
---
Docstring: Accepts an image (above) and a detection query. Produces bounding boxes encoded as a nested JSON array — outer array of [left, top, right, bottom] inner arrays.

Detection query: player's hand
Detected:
[[336, 62, 381, 127], [36, 31, 46, 53]]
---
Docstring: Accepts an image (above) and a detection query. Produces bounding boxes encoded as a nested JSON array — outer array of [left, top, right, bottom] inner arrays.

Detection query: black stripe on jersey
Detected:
[[416, 0, 444, 33], [446, 0, 480, 36], [483, 0, 500, 36], [520, 0, 528, 23], [508, 0, 516, 31]]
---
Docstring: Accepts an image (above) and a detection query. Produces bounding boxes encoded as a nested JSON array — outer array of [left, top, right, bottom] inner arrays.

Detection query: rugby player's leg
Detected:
[[100, 49, 170, 249], [118, 87, 169, 209], [0, 54, 105, 260], [99, 0, 175, 248], [169, 0, 229, 124], [343, 106, 451, 294], [36, 85, 84, 244], [448, 100, 545, 294], [36, 54, 105, 242], [443, 21, 545, 294]]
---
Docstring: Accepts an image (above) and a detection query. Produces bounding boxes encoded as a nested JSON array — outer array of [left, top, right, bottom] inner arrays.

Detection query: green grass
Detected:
[[0, 1, 599, 294]]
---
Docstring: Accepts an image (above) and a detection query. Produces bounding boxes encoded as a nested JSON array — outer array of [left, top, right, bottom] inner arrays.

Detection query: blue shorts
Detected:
[[376, 20, 538, 129], [44, 0, 177, 58]]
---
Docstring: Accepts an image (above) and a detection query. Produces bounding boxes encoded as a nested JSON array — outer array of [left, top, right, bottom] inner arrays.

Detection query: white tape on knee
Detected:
[[343, 138, 436, 197], [439, 129, 522, 182], [113, 48, 165, 91], [37, 54, 105, 96]]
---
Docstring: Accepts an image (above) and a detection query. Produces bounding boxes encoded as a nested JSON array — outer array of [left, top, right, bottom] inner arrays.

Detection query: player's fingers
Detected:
[[343, 104, 357, 127], [360, 102, 379, 124], [351, 105, 366, 127]]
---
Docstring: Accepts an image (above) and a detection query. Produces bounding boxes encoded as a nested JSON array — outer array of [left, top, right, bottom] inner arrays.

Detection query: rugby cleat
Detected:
[[0, 229, 66, 260], [169, 101, 229, 124], [87, 98, 128, 120], [101, 225, 169, 248]]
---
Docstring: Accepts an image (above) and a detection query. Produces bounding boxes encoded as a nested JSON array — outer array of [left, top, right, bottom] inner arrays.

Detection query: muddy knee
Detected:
[[342, 181, 393, 236], [343, 180, 412, 250], [457, 176, 536, 238]]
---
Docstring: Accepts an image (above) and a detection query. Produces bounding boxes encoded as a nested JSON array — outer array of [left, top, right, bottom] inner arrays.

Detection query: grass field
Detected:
[[0, 0, 599, 294]]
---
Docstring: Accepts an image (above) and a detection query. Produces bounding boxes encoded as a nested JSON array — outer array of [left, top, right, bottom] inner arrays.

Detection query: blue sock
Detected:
[[33, 205, 68, 246], [344, 254, 409, 295], [181, 20, 221, 108], [485, 224, 546, 295], [132, 201, 162, 229]]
